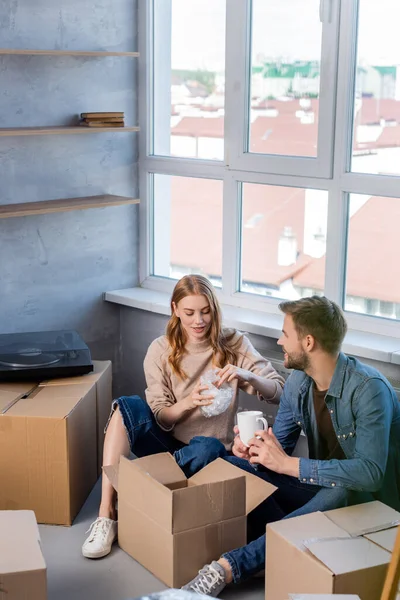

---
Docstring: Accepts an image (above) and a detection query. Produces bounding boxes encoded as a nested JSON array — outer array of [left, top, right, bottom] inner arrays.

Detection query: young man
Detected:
[[182, 296, 400, 598]]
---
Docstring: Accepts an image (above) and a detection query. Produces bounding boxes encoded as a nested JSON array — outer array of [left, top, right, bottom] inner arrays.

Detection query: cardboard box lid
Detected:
[[304, 535, 390, 575], [0, 510, 46, 574], [0, 382, 36, 394], [189, 458, 277, 515], [38, 360, 111, 386], [324, 501, 400, 537], [5, 382, 94, 418], [268, 511, 351, 551], [132, 452, 188, 488], [365, 525, 399, 552], [0, 383, 37, 413]]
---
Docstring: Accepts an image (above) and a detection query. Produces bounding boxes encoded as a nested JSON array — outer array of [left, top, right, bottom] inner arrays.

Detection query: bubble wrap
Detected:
[[199, 369, 234, 418]]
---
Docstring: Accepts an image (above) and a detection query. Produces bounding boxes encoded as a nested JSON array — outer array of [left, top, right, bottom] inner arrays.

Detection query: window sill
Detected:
[[105, 287, 400, 365]]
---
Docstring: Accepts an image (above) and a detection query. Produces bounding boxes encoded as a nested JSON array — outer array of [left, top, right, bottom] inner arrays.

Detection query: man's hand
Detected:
[[231, 425, 251, 460], [249, 428, 300, 477], [216, 364, 252, 387]]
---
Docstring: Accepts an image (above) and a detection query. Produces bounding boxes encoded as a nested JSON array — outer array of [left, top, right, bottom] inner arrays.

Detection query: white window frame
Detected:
[[138, 0, 400, 339], [227, 0, 340, 178]]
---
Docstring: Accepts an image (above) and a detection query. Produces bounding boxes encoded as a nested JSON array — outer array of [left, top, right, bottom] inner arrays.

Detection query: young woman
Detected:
[[82, 274, 285, 559]]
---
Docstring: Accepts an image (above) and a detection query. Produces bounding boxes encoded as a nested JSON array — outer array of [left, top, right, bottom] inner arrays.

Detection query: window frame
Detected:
[[138, 0, 400, 338]]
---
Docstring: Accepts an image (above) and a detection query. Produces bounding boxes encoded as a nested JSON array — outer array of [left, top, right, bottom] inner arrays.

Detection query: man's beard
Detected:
[[284, 349, 310, 371]]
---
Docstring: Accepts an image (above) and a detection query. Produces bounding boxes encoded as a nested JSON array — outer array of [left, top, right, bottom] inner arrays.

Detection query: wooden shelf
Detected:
[[0, 48, 139, 57], [0, 195, 140, 219], [0, 126, 139, 137]]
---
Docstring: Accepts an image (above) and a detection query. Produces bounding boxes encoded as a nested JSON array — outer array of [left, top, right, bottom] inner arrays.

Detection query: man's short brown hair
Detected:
[[278, 296, 347, 355]]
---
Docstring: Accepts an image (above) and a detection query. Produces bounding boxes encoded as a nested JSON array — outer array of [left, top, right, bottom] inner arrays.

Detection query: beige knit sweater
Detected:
[[143, 329, 284, 449]]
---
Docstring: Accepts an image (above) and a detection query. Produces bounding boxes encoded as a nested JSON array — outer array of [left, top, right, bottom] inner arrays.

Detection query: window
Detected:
[[152, 0, 226, 160], [345, 193, 400, 320], [139, 0, 400, 335], [152, 175, 223, 285], [249, 1, 322, 158], [240, 184, 328, 300], [351, 0, 400, 176]]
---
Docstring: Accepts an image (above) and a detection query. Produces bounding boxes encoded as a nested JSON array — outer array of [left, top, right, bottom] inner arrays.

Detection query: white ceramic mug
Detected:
[[237, 410, 268, 447]]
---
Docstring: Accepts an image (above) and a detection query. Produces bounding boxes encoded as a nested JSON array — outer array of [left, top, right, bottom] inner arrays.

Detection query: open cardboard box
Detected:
[[0, 361, 112, 525], [266, 501, 400, 600], [0, 510, 47, 600], [104, 453, 277, 588]]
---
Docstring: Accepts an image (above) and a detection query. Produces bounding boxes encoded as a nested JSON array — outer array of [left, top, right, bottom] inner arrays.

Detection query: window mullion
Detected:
[[323, 187, 348, 304], [221, 175, 241, 298], [224, 0, 250, 168]]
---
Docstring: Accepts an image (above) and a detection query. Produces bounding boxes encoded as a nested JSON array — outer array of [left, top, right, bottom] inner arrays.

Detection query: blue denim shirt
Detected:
[[273, 352, 400, 510]]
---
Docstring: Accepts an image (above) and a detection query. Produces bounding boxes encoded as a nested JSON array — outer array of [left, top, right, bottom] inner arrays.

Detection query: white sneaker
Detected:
[[82, 517, 117, 559]]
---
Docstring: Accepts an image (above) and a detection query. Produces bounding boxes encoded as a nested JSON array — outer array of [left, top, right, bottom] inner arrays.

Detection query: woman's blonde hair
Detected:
[[166, 274, 241, 379]]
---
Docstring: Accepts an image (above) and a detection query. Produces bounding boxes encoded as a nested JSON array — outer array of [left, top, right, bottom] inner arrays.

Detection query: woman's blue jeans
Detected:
[[107, 395, 227, 477]]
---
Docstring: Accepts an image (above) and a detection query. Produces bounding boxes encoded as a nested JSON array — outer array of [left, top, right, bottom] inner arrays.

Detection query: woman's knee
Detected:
[[189, 435, 227, 460]]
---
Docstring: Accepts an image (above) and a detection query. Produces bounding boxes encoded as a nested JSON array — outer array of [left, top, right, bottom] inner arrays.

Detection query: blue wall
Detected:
[[0, 0, 138, 379]]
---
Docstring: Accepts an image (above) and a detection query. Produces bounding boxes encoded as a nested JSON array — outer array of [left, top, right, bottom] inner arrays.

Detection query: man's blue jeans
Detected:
[[106, 395, 227, 477], [221, 456, 361, 584]]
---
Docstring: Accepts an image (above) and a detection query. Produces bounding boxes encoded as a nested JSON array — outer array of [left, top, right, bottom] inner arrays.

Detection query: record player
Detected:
[[0, 330, 94, 382]]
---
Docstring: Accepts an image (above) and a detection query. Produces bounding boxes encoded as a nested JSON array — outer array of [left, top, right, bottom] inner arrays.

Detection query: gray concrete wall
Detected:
[[0, 0, 139, 380]]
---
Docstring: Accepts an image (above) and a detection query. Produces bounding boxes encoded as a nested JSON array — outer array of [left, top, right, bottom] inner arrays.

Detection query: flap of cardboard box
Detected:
[[324, 500, 400, 537], [268, 511, 351, 551], [304, 536, 390, 575], [117, 455, 175, 532], [103, 464, 119, 491], [364, 525, 399, 552], [171, 475, 246, 533], [0, 510, 46, 574], [104, 454, 188, 494], [0, 384, 37, 414], [132, 452, 187, 487], [189, 458, 277, 515], [5, 383, 94, 418]]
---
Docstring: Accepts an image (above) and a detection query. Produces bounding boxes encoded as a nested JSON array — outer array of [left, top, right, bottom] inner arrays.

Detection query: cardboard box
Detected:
[[0, 361, 112, 525], [104, 454, 276, 588], [0, 510, 47, 600], [266, 501, 400, 600], [38, 360, 113, 474]]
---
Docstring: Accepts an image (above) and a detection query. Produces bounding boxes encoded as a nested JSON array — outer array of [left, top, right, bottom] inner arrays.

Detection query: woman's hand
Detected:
[[183, 380, 215, 411], [231, 425, 251, 460], [216, 364, 252, 387]]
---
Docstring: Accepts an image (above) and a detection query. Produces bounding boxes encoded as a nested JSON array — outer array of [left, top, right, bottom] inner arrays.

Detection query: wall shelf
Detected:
[[0, 49, 139, 57], [0, 195, 140, 219], [0, 126, 139, 137]]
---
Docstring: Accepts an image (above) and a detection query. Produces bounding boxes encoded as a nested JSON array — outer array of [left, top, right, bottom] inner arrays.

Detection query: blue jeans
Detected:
[[222, 456, 362, 584], [107, 395, 227, 477]]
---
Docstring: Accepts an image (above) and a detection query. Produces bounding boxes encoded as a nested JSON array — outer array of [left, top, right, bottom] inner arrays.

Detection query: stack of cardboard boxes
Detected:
[[0, 361, 113, 599], [0, 361, 112, 526]]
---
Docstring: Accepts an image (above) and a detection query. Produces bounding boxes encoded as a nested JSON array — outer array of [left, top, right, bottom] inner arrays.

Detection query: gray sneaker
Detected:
[[181, 561, 227, 597]]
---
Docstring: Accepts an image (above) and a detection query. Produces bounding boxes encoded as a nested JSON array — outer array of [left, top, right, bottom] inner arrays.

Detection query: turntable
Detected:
[[0, 330, 94, 382]]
